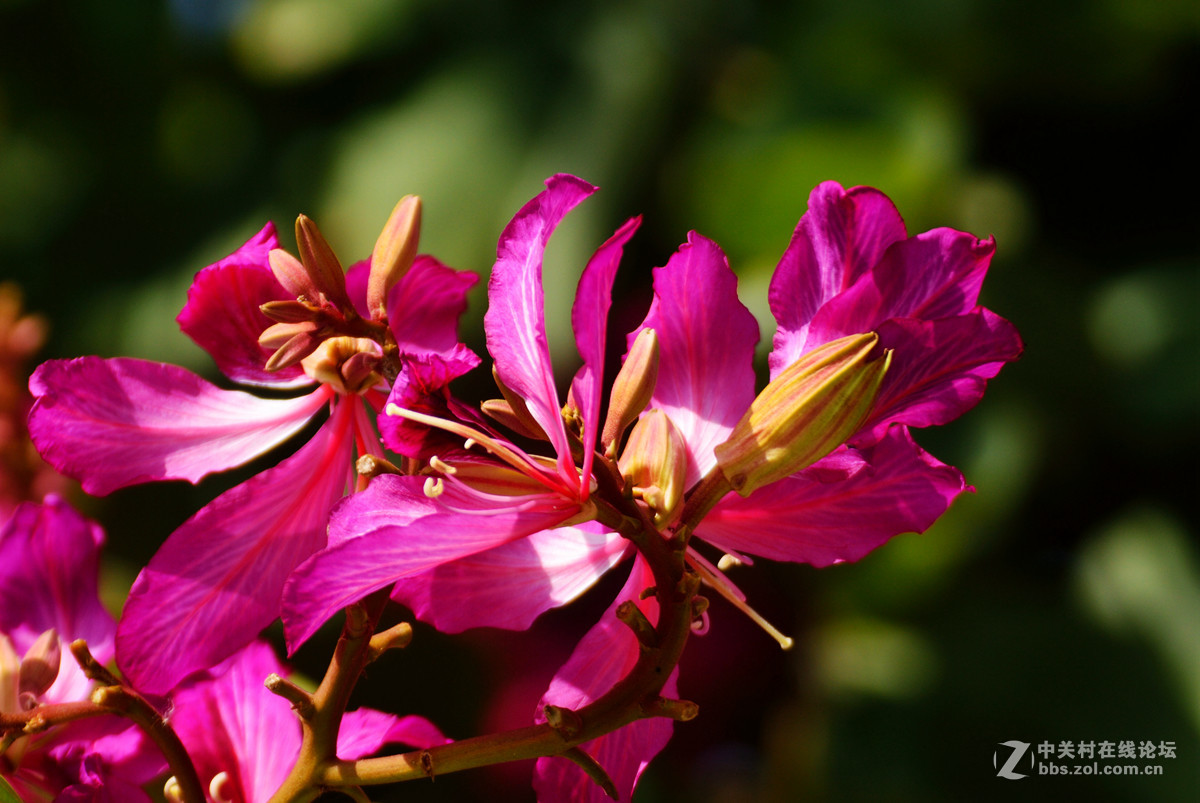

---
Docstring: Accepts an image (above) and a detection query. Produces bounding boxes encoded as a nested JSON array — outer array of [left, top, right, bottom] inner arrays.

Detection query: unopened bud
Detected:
[[490, 366, 547, 440], [714, 332, 890, 496], [1, 634, 19, 715], [19, 629, 60, 697], [618, 409, 688, 526], [260, 299, 321, 324], [300, 337, 382, 394], [602, 328, 659, 453], [295, 215, 352, 311], [260, 322, 322, 372], [368, 195, 422, 320], [481, 399, 546, 440]]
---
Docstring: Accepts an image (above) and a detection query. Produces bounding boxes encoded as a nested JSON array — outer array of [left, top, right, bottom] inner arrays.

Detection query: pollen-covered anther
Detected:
[[428, 455, 458, 475], [602, 327, 659, 454], [717, 554, 742, 571], [715, 332, 891, 497], [617, 409, 688, 527], [209, 771, 236, 803], [423, 476, 445, 498], [300, 337, 383, 395]]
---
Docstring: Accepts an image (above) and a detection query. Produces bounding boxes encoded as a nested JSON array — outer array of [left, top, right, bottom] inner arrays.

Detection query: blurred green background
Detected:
[[2, 0, 1197, 800]]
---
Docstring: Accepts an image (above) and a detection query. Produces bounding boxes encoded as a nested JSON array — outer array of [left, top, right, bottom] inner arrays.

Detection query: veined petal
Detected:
[[533, 556, 676, 803], [485, 174, 596, 471], [571, 216, 641, 487], [116, 398, 356, 693], [389, 255, 480, 357], [696, 427, 967, 567], [769, 182, 907, 377], [282, 475, 581, 652], [390, 521, 632, 632], [28, 358, 331, 496], [337, 709, 450, 758], [378, 347, 483, 459], [636, 232, 759, 484], [177, 223, 311, 389], [855, 309, 1024, 444], [0, 496, 114, 662]]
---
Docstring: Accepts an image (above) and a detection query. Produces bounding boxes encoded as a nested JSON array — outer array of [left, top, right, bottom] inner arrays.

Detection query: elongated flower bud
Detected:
[[295, 215, 353, 311], [602, 328, 659, 453], [19, 628, 61, 697], [490, 366, 548, 440], [368, 194, 422, 320], [618, 409, 688, 526], [714, 332, 890, 496]]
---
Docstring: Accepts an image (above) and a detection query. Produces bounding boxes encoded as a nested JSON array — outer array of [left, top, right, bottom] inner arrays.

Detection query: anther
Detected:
[[423, 477, 445, 498]]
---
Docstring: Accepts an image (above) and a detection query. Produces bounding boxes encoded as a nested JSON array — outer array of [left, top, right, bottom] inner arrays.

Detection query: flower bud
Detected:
[[19, 628, 61, 698], [714, 332, 890, 496], [368, 194, 422, 320], [489, 366, 548, 440], [300, 337, 383, 395], [618, 409, 689, 526], [1, 633, 19, 715], [295, 215, 353, 311], [602, 328, 659, 453]]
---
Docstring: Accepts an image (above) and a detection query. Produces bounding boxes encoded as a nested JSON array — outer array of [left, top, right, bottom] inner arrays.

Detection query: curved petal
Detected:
[[769, 182, 907, 376], [806, 228, 996, 348], [177, 223, 311, 389], [485, 174, 596, 472], [116, 398, 356, 693], [636, 231, 759, 484], [855, 309, 1024, 444], [389, 255, 480, 357], [282, 475, 580, 652], [533, 556, 677, 803], [28, 358, 331, 496], [378, 346, 482, 460], [338, 710, 450, 758], [0, 496, 114, 661], [390, 521, 631, 632], [696, 428, 968, 567]]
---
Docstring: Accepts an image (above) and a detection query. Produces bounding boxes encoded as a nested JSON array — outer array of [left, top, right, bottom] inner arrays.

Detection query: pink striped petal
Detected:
[[856, 310, 1024, 444], [485, 174, 596, 473], [570, 216, 641, 486], [378, 346, 482, 460], [533, 556, 677, 803], [282, 475, 580, 652], [338, 709, 450, 758], [769, 182, 907, 376], [116, 398, 357, 693], [390, 522, 631, 632], [177, 223, 311, 389], [28, 358, 331, 496], [389, 255, 480, 357], [636, 232, 759, 483], [696, 428, 967, 567]]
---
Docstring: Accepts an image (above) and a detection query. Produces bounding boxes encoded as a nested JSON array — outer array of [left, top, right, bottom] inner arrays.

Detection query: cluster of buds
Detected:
[[0, 629, 60, 770]]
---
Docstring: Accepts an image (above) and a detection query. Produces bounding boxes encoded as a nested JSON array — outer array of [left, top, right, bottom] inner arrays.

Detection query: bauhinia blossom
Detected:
[[27, 202, 477, 694], [280, 174, 1021, 801], [1, 496, 163, 802]]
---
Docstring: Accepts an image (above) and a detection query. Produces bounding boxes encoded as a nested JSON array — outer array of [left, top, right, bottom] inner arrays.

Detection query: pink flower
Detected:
[[27, 209, 477, 694], [1, 496, 164, 802], [168, 640, 448, 803], [281, 175, 1022, 801]]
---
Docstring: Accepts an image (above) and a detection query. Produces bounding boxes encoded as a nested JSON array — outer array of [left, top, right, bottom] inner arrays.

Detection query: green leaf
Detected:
[[0, 776, 23, 803]]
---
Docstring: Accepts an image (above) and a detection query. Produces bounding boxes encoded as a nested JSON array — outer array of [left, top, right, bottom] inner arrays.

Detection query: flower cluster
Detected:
[[11, 175, 1020, 802]]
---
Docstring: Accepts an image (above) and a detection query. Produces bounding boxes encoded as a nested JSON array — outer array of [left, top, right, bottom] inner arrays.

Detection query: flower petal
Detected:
[[378, 346, 482, 460], [337, 709, 451, 759], [389, 255, 480, 357], [533, 556, 676, 803], [769, 182, 907, 376], [485, 174, 597, 472], [856, 309, 1024, 444], [28, 358, 331, 496], [636, 231, 759, 484], [176, 223, 312, 389], [116, 398, 356, 693], [390, 522, 631, 632], [696, 428, 968, 566], [282, 475, 580, 652]]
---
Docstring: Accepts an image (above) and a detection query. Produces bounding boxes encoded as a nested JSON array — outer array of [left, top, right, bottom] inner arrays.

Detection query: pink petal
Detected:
[[116, 398, 357, 693], [378, 346, 482, 460], [176, 223, 311, 389], [28, 358, 331, 496], [484, 174, 597, 474], [389, 255, 480, 357], [390, 522, 632, 632], [856, 309, 1024, 444], [0, 495, 115, 661], [636, 231, 759, 483], [696, 427, 968, 566], [338, 709, 451, 759], [282, 475, 580, 652], [570, 216, 641, 486], [769, 182, 907, 376], [533, 556, 677, 803]]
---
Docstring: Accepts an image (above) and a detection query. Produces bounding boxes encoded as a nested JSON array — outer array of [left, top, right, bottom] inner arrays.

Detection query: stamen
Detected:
[[423, 476, 445, 498], [209, 772, 235, 803], [464, 438, 478, 450], [429, 455, 457, 475], [717, 554, 742, 571], [686, 551, 793, 650]]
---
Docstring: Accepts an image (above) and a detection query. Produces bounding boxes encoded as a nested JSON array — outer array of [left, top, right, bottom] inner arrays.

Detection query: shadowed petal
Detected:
[[485, 174, 596, 472], [338, 709, 451, 757], [636, 232, 759, 484], [28, 358, 332, 496], [389, 256, 480, 357], [769, 182, 907, 376], [177, 223, 310, 389], [533, 556, 676, 803], [116, 399, 357, 693], [696, 428, 967, 566], [391, 522, 631, 632]]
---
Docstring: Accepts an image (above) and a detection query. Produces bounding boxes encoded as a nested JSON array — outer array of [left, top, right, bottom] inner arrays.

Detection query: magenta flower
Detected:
[[27, 206, 477, 694], [281, 175, 1021, 801], [168, 640, 448, 803], [1, 496, 164, 802]]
